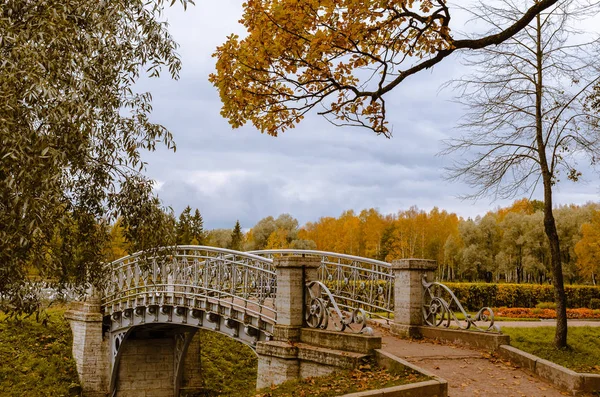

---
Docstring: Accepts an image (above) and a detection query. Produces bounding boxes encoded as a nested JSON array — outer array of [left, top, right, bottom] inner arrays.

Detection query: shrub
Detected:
[[590, 298, 600, 310], [444, 282, 600, 311], [535, 301, 556, 310]]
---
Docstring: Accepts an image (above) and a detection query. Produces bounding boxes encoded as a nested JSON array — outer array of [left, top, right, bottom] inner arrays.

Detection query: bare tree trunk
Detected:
[[535, 14, 567, 349], [542, 177, 568, 348]]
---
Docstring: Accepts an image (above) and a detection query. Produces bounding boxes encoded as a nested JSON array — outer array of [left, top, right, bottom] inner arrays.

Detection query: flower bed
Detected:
[[494, 307, 600, 319]]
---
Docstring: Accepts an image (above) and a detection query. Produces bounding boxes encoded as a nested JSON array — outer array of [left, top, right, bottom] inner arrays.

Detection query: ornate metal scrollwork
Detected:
[[305, 281, 373, 335], [422, 276, 498, 332], [251, 249, 395, 320], [103, 246, 278, 324]]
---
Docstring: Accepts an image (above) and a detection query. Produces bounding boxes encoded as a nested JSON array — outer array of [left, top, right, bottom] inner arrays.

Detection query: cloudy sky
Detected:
[[138, 1, 600, 229]]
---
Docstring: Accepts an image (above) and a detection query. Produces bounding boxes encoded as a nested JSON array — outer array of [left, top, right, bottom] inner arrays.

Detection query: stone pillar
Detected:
[[271, 256, 321, 342], [65, 290, 109, 397], [256, 256, 321, 390], [390, 259, 437, 338], [180, 331, 203, 394], [256, 342, 300, 389]]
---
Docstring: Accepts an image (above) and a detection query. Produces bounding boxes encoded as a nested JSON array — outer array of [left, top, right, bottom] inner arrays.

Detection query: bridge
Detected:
[[65, 246, 493, 397]]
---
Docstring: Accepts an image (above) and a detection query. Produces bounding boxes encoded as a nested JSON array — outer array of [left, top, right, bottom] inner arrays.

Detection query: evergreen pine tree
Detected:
[[230, 220, 244, 251], [176, 206, 192, 245], [191, 209, 205, 245]]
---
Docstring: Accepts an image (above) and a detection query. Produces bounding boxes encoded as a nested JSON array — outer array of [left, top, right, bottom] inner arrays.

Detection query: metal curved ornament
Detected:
[[422, 276, 498, 332], [305, 298, 327, 329], [345, 308, 372, 335], [304, 281, 370, 334], [423, 297, 449, 328]]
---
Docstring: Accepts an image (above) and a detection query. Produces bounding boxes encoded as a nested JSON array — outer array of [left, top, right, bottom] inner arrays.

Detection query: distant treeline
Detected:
[[107, 199, 600, 285]]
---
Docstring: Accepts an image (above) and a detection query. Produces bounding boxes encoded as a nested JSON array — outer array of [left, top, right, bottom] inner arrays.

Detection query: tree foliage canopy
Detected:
[[0, 0, 191, 313], [211, 0, 561, 136]]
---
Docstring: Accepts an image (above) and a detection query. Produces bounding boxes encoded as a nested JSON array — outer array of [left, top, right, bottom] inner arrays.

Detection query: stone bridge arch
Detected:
[[103, 247, 277, 396], [111, 321, 260, 397]]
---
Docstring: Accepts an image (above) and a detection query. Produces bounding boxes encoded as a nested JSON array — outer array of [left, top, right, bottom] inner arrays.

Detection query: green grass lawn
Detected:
[[194, 330, 258, 396], [502, 327, 600, 374], [0, 307, 80, 397]]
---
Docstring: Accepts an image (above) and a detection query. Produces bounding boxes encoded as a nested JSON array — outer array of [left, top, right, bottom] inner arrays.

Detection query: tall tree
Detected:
[[176, 206, 193, 245], [211, 0, 562, 136], [191, 209, 205, 245], [106, 218, 130, 262], [206, 229, 233, 249], [575, 210, 600, 285], [230, 220, 244, 251], [246, 214, 300, 250], [0, 0, 190, 314], [442, 0, 600, 348], [498, 213, 528, 283]]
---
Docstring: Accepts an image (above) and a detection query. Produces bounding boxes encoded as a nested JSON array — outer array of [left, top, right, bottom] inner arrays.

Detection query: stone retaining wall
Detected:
[[498, 345, 600, 395]]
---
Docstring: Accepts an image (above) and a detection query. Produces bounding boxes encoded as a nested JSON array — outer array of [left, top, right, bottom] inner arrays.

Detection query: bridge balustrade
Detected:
[[103, 246, 278, 328], [250, 249, 394, 319]]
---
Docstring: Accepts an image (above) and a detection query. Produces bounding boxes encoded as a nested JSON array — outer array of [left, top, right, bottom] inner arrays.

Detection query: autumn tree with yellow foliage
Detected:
[[575, 211, 600, 285], [211, 0, 562, 136]]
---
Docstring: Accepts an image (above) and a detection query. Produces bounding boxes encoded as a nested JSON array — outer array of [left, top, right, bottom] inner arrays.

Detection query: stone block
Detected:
[[391, 259, 436, 329], [300, 328, 381, 354], [299, 361, 338, 379], [297, 343, 368, 369], [535, 358, 584, 392], [116, 337, 175, 396], [497, 345, 537, 372], [391, 259, 437, 271], [389, 324, 423, 339], [273, 325, 302, 342], [256, 354, 300, 389], [274, 256, 321, 269], [256, 341, 299, 359], [340, 380, 447, 397], [417, 326, 510, 351], [581, 374, 600, 393], [65, 302, 109, 396], [274, 256, 322, 328]]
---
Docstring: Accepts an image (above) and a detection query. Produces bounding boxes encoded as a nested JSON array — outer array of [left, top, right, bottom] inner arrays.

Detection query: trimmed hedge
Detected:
[[445, 282, 600, 311]]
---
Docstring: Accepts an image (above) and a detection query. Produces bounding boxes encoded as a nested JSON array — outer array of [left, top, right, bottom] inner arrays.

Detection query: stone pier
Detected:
[[256, 256, 320, 388], [65, 292, 109, 397], [390, 258, 437, 338], [255, 256, 382, 389]]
